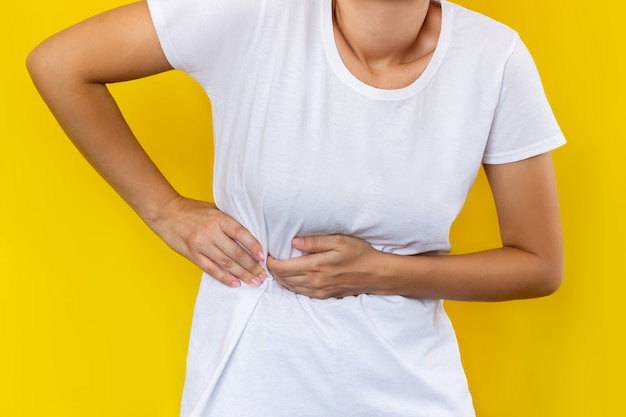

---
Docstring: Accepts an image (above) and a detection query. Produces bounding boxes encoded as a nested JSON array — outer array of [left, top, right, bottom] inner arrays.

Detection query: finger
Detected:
[[274, 276, 334, 300], [195, 254, 242, 288], [217, 236, 266, 276], [266, 255, 312, 278], [292, 235, 341, 254], [270, 269, 306, 292], [220, 217, 265, 262], [199, 241, 267, 287]]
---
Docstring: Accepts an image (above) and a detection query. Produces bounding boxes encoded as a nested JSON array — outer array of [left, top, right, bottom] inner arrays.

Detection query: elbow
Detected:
[[26, 37, 75, 90], [533, 254, 564, 298], [26, 41, 54, 88], [507, 245, 564, 300], [540, 266, 563, 297], [25, 45, 42, 82]]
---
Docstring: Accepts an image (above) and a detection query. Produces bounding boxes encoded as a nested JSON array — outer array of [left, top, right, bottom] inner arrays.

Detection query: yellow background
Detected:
[[2, 0, 624, 415]]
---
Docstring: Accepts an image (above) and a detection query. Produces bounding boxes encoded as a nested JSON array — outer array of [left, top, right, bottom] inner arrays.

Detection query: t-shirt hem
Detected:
[[145, 0, 188, 71], [482, 133, 566, 164]]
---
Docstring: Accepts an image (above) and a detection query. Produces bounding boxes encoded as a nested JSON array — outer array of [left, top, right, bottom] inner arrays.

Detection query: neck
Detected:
[[333, 0, 433, 69]]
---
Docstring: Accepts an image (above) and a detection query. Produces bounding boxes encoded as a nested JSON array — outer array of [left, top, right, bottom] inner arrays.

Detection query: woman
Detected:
[[27, 0, 565, 415]]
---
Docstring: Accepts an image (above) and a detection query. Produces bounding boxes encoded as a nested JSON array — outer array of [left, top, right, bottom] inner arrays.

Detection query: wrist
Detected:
[[365, 250, 402, 296], [140, 191, 186, 229], [367, 251, 434, 298]]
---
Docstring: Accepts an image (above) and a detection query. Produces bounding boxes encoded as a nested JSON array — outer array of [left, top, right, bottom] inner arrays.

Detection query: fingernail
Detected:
[[257, 251, 265, 262], [258, 274, 268, 283], [293, 237, 304, 247], [251, 278, 261, 287], [230, 280, 241, 288]]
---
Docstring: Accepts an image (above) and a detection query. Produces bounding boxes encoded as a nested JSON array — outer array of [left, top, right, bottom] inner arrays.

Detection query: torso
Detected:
[[147, 0, 558, 415], [183, 2, 483, 415]]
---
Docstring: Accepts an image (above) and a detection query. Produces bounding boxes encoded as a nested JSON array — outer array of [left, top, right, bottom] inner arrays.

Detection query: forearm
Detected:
[[29, 71, 178, 224], [26, 3, 179, 226], [374, 154, 565, 302], [267, 155, 563, 301], [373, 245, 563, 301]]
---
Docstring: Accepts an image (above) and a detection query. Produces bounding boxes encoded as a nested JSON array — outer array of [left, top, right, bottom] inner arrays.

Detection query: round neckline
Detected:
[[322, 0, 452, 101]]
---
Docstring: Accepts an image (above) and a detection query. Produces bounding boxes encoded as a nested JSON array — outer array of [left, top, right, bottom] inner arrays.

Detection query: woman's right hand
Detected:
[[27, 3, 266, 289], [148, 196, 267, 288]]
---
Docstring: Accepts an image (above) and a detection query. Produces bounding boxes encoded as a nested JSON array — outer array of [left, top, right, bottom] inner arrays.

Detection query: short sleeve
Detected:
[[482, 35, 566, 164], [146, 0, 265, 99]]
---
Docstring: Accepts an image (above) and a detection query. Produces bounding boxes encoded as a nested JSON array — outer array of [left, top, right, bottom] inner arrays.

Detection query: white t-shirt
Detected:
[[146, 0, 566, 416]]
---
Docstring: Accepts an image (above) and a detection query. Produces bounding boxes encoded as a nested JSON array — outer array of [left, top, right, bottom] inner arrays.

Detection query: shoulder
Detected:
[[445, 1, 519, 56]]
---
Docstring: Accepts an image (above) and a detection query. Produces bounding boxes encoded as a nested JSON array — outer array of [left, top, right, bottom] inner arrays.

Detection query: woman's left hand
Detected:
[[266, 235, 382, 299]]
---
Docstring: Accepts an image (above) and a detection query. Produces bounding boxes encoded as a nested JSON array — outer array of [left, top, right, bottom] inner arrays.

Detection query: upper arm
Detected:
[[484, 153, 564, 279], [27, 1, 172, 84]]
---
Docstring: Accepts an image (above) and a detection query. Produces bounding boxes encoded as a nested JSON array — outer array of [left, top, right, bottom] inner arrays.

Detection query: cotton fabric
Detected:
[[146, 0, 566, 416]]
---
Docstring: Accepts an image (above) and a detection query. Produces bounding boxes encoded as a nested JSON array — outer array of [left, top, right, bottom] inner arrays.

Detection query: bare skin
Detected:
[[267, 0, 564, 300], [27, 0, 563, 301], [332, 0, 441, 89], [26, 2, 266, 289], [267, 153, 564, 301]]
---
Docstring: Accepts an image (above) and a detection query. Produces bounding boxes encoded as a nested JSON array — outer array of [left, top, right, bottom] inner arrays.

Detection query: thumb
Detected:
[[292, 235, 339, 254]]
